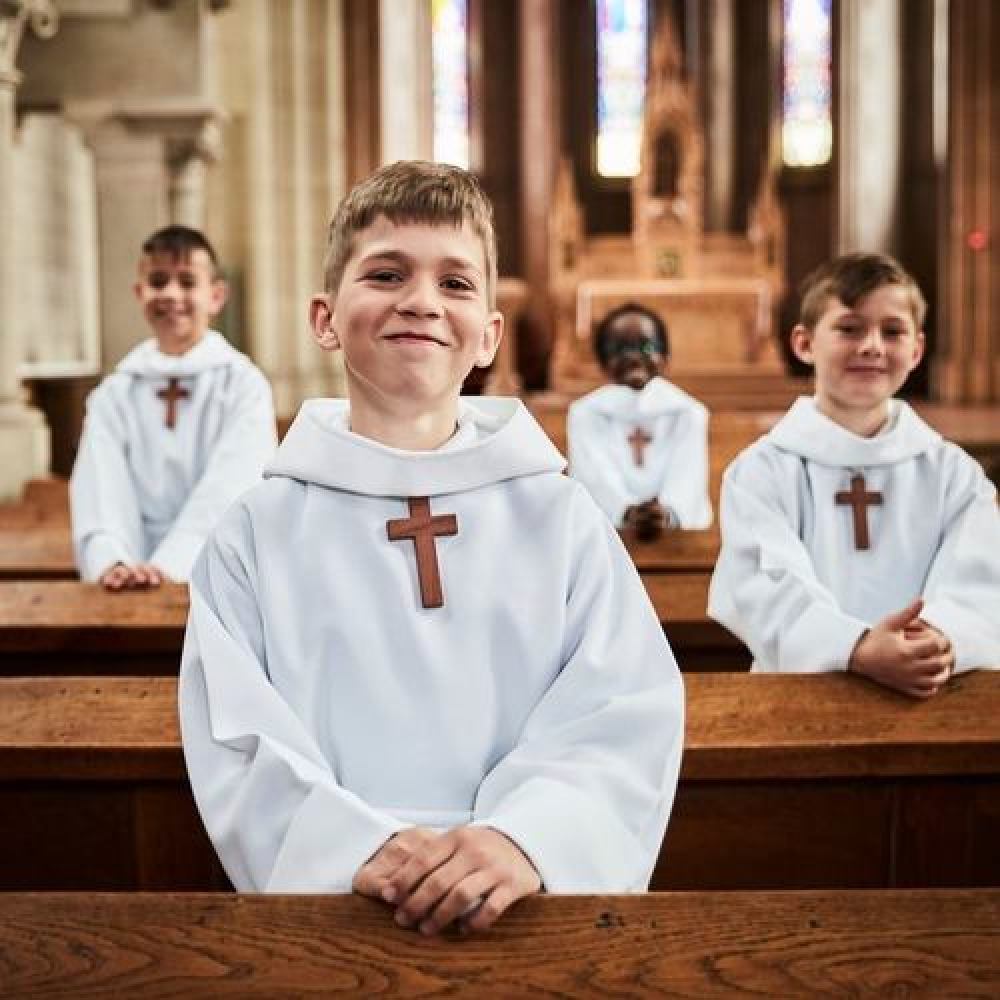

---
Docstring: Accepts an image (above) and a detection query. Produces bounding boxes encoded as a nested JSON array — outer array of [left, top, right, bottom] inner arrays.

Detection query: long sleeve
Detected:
[[567, 406, 632, 527], [69, 384, 144, 581], [708, 453, 868, 672], [152, 366, 277, 581], [178, 507, 405, 893], [919, 450, 1000, 672], [470, 491, 684, 892], [656, 408, 713, 529]]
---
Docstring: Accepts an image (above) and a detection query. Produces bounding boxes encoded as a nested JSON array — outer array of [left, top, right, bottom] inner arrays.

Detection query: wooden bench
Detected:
[[0, 578, 742, 674], [2, 672, 997, 892], [0, 527, 76, 580], [0, 890, 996, 997]]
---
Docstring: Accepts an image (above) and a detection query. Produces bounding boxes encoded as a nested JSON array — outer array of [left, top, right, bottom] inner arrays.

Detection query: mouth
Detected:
[[384, 332, 446, 346]]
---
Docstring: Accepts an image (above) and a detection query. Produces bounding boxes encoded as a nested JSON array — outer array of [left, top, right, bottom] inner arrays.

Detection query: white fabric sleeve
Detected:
[[470, 489, 684, 892], [178, 507, 405, 893], [708, 455, 868, 672], [919, 450, 1000, 672], [566, 406, 632, 527], [152, 366, 278, 581], [656, 407, 713, 529], [69, 384, 143, 581]]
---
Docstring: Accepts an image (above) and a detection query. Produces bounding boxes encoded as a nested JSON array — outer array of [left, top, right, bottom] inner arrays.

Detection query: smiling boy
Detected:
[[70, 225, 277, 588], [178, 161, 683, 934], [708, 252, 1000, 696], [568, 302, 712, 538]]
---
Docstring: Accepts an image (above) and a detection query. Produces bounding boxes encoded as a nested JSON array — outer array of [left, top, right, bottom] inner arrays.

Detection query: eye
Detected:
[[148, 274, 170, 289], [881, 325, 905, 339], [364, 269, 403, 284], [441, 276, 475, 292], [836, 321, 862, 336]]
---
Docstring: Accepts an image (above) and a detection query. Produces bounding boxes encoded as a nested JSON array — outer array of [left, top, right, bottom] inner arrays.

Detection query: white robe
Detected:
[[567, 377, 713, 529], [179, 397, 683, 894], [708, 396, 1000, 673], [70, 331, 277, 582]]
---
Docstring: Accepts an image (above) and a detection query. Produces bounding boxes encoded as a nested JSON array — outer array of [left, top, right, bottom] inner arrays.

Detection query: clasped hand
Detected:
[[848, 598, 955, 699], [99, 562, 171, 590], [353, 825, 541, 935]]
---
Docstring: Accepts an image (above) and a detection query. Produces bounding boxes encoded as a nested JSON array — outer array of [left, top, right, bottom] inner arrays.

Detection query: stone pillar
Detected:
[[704, 0, 734, 232], [836, 0, 902, 253], [0, 1, 57, 500], [933, 0, 998, 403], [379, 0, 432, 164], [167, 117, 223, 227]]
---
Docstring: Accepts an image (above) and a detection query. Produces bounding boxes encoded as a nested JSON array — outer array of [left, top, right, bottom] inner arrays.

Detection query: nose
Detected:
[[395, 273, 442, 319], [156, 279, 183, 300], [858, 327, 884, 354]]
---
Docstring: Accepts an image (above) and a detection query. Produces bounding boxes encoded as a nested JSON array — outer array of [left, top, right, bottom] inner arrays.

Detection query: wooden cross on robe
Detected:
[[628, 426, 653, 467], [156, 378, 190, 430], [835, 473, 883, 550], [386, 497, 459, 609]]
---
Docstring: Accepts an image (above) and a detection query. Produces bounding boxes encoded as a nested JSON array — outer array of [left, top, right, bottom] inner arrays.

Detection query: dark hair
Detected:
[[799, 251, 926, 329], [594, 301, 670, 366], [323, 160, 498, 306], [141, 225, 221, 275]]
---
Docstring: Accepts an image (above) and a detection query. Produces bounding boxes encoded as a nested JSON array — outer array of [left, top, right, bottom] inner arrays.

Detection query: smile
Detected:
[[385, 332, 445, 346]]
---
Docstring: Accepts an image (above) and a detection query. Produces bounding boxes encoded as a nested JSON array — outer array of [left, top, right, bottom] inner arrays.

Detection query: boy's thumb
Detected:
[[880, 598, 924, 631]]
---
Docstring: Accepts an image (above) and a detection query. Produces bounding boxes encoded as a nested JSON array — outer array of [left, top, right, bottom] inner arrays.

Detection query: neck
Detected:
[[349, 400, 460, 451], [814, 395, 891, 438]]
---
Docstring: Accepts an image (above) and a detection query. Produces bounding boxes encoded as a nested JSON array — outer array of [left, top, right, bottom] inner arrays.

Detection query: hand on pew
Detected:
[[354, 825, 541, 935], [848, 598, 955, 699], [99, 561, 172, 591], [622, 498, 671, 542]]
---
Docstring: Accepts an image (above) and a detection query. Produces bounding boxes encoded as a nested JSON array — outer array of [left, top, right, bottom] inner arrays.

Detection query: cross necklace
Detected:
[[835, 470, 883, 550], [628, 426, 653, 467], [156, 378, 190, 430], [387, 497, 458, 608]]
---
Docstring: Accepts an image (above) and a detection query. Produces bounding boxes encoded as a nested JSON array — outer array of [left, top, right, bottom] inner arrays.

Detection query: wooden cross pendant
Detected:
[[386, 497, 459, 609], [156, 377, 190, 430], [835, 473, 883, 550], [628, 426, 653, 467]]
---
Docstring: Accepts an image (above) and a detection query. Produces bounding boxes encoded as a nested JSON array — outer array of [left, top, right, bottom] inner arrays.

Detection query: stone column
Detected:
[[0, 1, 57, 501], [704, 0, 734, 232], [836, 0, 902, 253]]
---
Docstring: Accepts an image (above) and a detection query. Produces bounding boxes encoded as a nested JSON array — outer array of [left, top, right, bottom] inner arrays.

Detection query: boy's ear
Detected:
[[209, 278, 229, 316], [473, 310, 504, 368], [789, 324, 815, 366], [911, 330, 927, 369], [309, 295, 340, 351]]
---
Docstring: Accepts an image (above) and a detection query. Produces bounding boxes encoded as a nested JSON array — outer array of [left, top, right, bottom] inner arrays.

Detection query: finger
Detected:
[[390, 845, 464, 924], [462, 883, 520, 933], [880, 598, 924, 632], [385, 837, 456, 908], [904, 635, 946, 659], [415, 870, 495, 936]]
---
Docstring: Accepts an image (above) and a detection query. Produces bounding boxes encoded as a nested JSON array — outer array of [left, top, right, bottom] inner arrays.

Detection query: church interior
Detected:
[[0, 1, 998, 994]]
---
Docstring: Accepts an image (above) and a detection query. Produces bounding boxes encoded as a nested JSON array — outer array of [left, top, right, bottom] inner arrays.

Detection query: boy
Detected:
[[179, 162, 683, 934], [567, 302, 712, 539], [708, 252, 1000, 697], [70, 225, 277, 588]]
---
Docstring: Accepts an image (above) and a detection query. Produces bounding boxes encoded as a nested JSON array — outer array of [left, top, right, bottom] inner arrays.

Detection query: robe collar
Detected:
[[266, 397, 567, 497], [116, 331, 237, 378], [584, 377, 704, 419], [768, 396, 940, 467]]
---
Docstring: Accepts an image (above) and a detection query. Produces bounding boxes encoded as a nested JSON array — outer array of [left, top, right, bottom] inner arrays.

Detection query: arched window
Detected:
[[595, 0, 648, 178], [431, 0, 471, 168], [782, 0, 833, 167]]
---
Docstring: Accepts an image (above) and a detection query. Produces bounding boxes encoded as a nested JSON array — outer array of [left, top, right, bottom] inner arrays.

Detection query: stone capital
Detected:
[[0, 0, 58, 78]]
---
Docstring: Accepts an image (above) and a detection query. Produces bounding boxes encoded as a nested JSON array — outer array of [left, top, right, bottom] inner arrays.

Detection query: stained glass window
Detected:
[[596, 0, 648, 178], [782, 0, 833, 167], [431, 0, 470, 169]]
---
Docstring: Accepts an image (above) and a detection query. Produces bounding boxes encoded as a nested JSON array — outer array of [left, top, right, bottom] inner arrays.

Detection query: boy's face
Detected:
[[309, 216, 502, 421], [790, 285, 925, 417], [134, 249, 227, 356], [601, 311, 666, 390]]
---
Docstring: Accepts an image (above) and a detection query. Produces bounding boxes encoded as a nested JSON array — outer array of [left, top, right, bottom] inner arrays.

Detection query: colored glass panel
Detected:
[[432, 0, 470, 168], [782, 0, 833, 167]]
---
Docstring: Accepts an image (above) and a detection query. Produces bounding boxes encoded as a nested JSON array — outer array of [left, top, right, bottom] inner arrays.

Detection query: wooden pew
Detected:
[[2, 672, 997, 892], [0, 578, 741, 674], [0, 528, 76, 581], [0, 582, 187, 674], [0, 891, 996, 997]]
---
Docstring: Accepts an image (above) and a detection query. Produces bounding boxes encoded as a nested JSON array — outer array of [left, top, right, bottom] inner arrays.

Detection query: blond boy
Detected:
[[70, 225, 277, 588], [709, 252, 1000, 696], [179, 162, 682, 934]]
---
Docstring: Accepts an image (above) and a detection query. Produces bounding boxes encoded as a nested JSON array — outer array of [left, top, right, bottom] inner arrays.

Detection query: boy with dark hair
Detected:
[[568, 301, 712, 539], [70, 224, 277, 588], [709, 251, 1000, 696], [179, 162, 683, 934]]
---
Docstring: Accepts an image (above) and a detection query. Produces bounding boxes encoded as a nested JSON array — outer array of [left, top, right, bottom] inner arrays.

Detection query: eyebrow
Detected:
[[358, 249, 483, 276]]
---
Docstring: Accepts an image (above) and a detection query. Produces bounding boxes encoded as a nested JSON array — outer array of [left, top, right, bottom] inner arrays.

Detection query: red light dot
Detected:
[[967, 230, 988, 251]]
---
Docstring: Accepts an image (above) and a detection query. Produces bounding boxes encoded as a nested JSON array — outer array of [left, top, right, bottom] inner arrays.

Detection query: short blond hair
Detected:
[[323, 160, 498, 307], [799, 252, 927, 330]]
